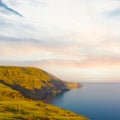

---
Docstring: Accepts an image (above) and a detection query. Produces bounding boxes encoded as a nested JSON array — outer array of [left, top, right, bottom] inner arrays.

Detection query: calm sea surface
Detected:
[[45, 83, 120, 120]]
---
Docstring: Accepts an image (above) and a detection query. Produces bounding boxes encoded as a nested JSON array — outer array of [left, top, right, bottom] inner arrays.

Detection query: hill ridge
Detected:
[[0, 66, 81, 100]]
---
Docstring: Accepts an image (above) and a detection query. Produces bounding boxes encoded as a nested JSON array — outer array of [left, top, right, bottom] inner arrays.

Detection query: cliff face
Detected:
[[0, 66, 80, 100]]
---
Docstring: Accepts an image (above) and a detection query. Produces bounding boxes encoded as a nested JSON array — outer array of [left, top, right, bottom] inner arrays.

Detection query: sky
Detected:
[[0, 0, 120, 82]]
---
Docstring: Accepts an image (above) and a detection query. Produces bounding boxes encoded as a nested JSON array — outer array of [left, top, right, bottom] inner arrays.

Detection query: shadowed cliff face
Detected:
[[0, 66, 81, 100]]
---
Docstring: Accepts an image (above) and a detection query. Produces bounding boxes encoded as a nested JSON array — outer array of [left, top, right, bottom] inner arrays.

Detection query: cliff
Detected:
[[0, 66, 81, 100]]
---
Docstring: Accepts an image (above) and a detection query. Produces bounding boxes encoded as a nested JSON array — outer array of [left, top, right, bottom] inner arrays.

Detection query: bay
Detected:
[[45, 83, 120, 120]]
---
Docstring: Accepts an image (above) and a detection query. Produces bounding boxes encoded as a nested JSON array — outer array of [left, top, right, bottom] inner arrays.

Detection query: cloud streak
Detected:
[[0, 0, 23, 17]]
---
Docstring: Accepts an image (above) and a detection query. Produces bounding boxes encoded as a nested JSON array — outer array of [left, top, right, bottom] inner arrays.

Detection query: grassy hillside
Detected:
[[0, 83, 88, 120], [0, 66, 55, 89], [0, 84, 88, 120], [0, 66, 89, 120], [0, 66, 80, 100]]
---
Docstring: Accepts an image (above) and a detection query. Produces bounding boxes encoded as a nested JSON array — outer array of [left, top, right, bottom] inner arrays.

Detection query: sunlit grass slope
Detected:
[[0, 66, 80, 100], [0, 66, 89, 120], [0, 66, 53, 89]]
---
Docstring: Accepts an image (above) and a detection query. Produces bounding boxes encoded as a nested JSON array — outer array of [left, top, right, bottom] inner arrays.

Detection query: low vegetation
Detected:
[[0, 66, 89, 120]]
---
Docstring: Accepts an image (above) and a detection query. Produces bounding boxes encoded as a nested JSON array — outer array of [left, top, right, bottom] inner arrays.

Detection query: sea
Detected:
[[44, 83, 120, 120]]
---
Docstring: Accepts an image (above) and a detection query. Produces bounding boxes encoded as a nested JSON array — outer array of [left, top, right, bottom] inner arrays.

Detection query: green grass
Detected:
[[0, 66, 52, 89], [0, 83, 23, 100], [0, 83, 88, 120], [0, 66, 80, 100], [0, 66, 89, 120], [0, 99, 88, 120]]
